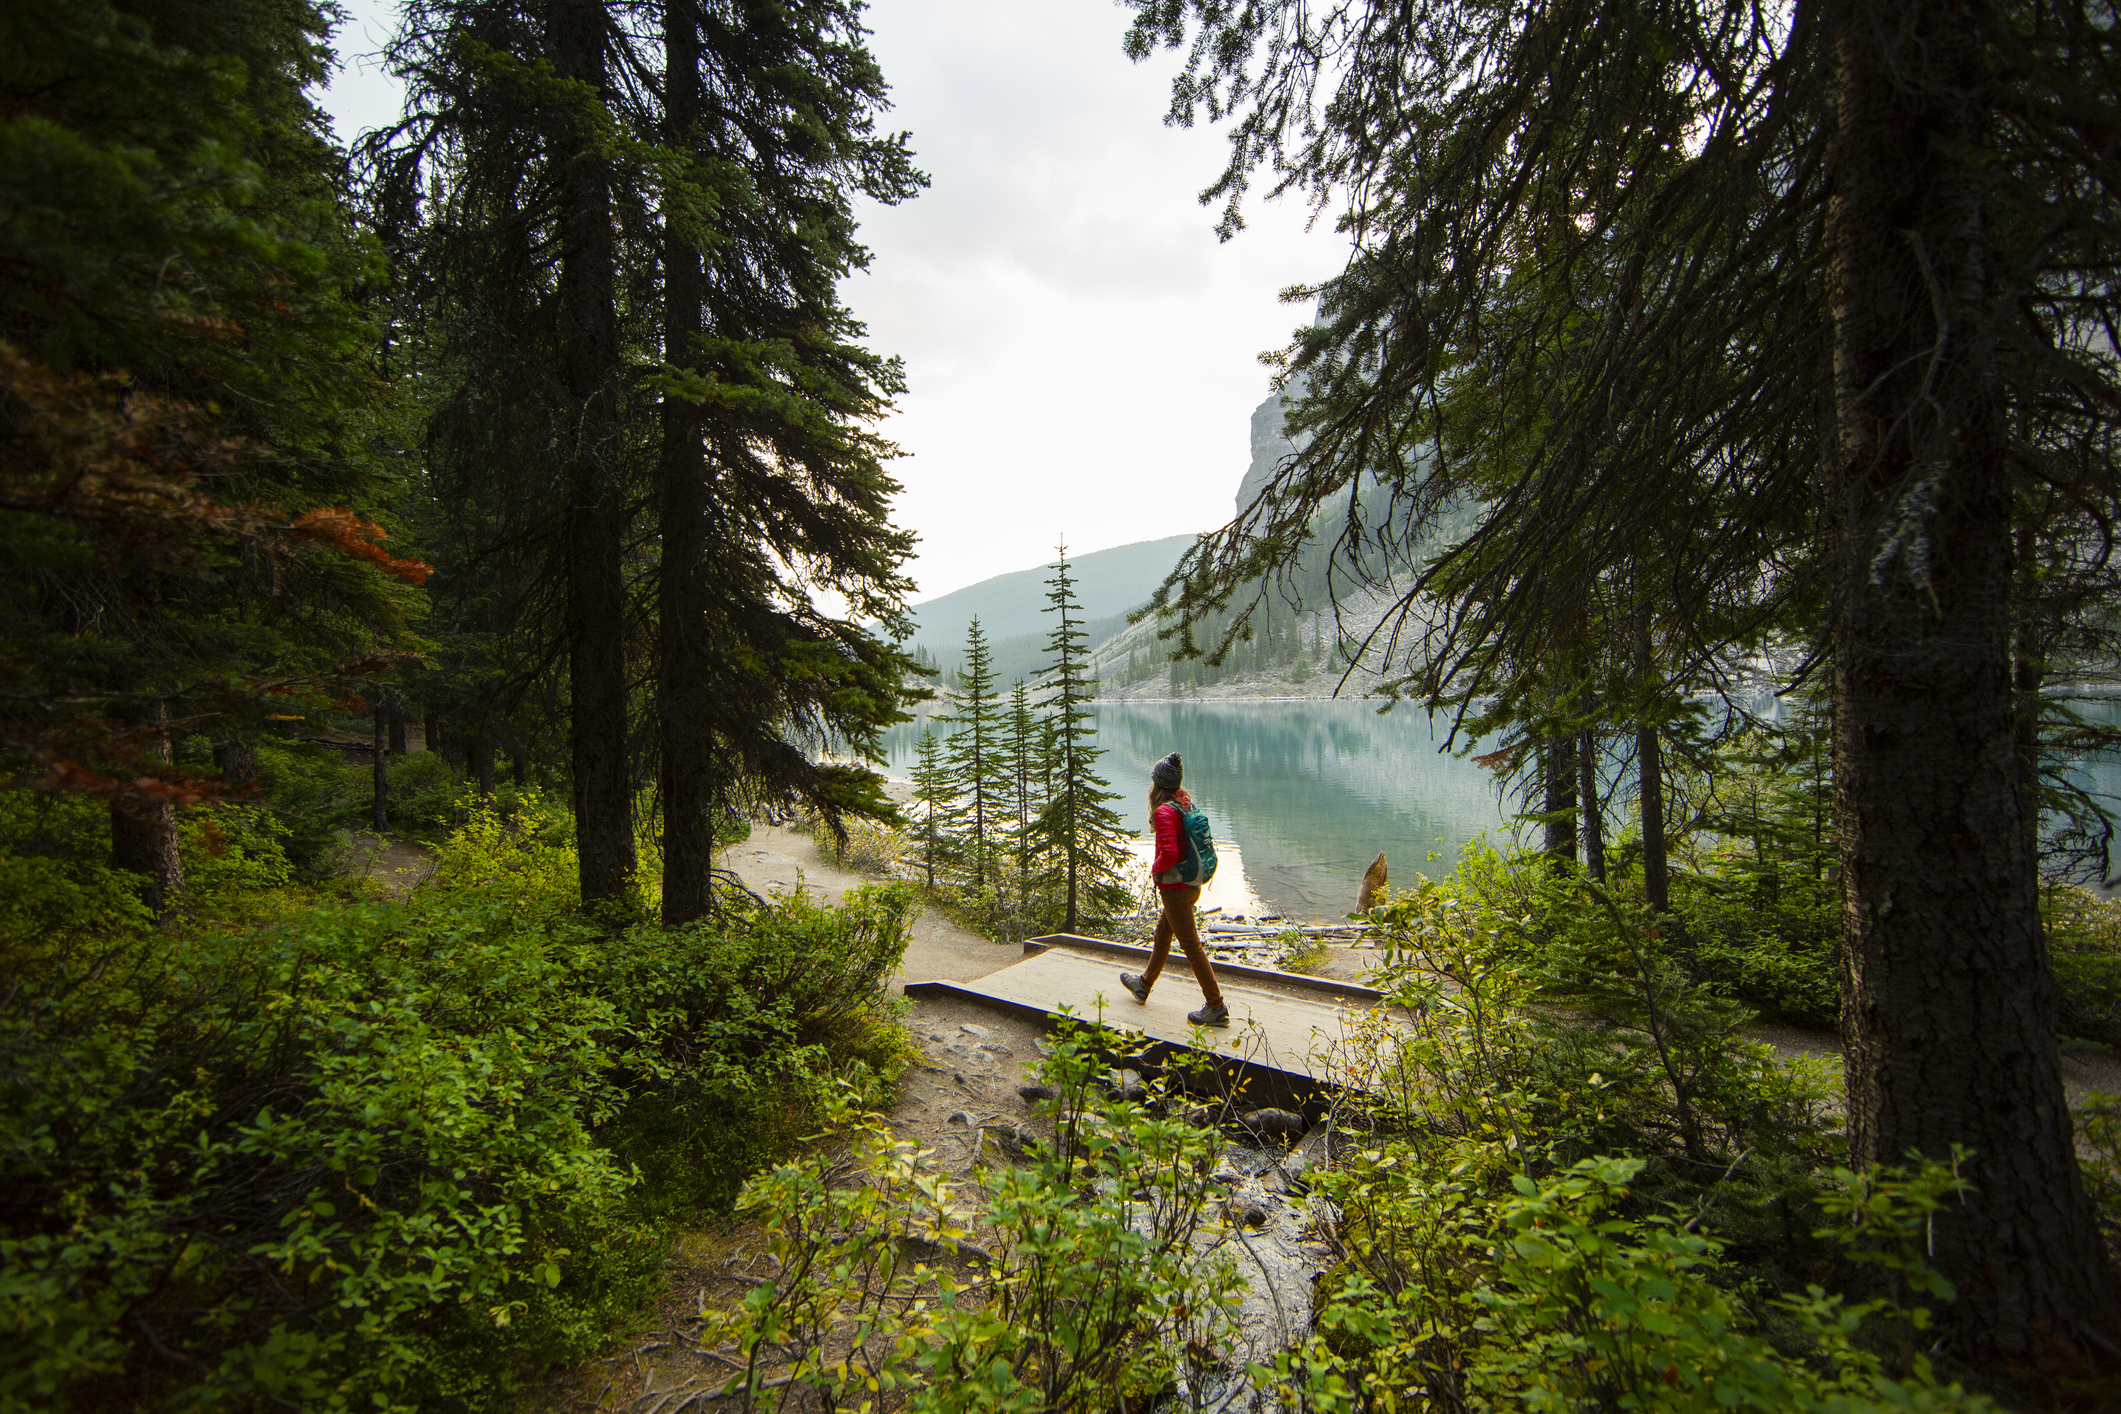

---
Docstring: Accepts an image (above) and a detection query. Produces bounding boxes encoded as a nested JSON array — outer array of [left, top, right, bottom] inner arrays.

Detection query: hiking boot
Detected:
[[1119, 972, 1151, 1004], [1187, 1001, 1230, 1027]]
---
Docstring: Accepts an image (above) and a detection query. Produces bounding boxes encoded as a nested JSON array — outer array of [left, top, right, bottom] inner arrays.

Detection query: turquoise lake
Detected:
[[881, 699, 1513, 919], [879, 692, 2121, 915]]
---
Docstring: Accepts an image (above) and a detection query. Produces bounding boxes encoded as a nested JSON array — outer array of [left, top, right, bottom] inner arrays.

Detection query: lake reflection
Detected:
[[880, 699, 1510, 919]]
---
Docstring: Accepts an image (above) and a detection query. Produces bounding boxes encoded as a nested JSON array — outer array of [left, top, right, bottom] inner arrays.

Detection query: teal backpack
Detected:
[[1174, 803, 1218, 886]]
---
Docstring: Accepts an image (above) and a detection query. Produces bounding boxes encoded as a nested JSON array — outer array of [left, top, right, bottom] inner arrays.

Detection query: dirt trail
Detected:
[[723, 823, 1062, 1158], [341, 830, 438, 896]]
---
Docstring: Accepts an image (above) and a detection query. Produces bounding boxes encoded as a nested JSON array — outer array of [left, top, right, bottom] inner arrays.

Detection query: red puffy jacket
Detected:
[[1151, 798, 1191, 888]]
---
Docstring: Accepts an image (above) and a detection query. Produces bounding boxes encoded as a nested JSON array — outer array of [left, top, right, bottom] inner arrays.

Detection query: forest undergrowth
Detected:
[[693, 848, 2121, 1414], [0, 756, 916, 1413], [724, 759, 2121, 1414]]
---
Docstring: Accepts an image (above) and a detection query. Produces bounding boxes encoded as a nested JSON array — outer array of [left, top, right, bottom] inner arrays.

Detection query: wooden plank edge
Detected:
[[901, 979, 1062, 1029], [900, 980, 1169, 1035], [1022, 932, 1386, 1004]]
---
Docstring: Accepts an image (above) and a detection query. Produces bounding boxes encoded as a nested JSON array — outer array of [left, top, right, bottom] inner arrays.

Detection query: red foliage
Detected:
[[288, 508, 431, 584], [4, 720, 239, 809]]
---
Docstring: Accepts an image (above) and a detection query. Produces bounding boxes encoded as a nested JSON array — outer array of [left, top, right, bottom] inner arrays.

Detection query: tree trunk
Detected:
[[658, 0, 717, 926], [386, 694, 407, 755], [551, 0, 635, 907], [424, 709, 441, 757], [1828, 0, 2121, 1364], [212, 738, 257, 788], [1543, 732, 1577, 875], [469, 734, 496, 799], [372, 699, 388, 831], [2012, 516, 2044, 868], [1578, 729, 1605, 881], [112, 701, 183, 920], [512, 751, 530, 787], [1636, 722, 1667, 912]]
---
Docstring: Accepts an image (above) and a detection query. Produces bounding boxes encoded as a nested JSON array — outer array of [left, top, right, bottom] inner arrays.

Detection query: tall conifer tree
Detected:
[[3, 0, 421, 917], [999, 678, 1041, 897], [549, 0, 635, 906], [654, 0, 924, 923], [940, 619, 1001, 887], [378, 0, 922, 922], [1030, 544, 1129, 931], [1125, 0, 2121, 1357], [908, 725, 956, 889]]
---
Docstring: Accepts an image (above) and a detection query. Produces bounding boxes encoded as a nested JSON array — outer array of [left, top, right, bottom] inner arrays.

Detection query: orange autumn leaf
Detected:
[[288, 508, 431, 584]]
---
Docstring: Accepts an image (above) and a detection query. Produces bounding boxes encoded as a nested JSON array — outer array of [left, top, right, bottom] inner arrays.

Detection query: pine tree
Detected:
[[907, 726, 957, 889], [1030, 544, 1131, 931], [939, 619, 1002, 887], [653, 0, 924, 922], [374, 0, 922, 921], [1125, 0, 2121, 1356], [998, 678, 1043, 898], [2, 0, 422, 917]]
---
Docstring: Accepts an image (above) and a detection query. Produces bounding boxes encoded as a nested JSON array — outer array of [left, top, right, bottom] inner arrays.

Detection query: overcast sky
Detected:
[[314, 0, 1350, 602]]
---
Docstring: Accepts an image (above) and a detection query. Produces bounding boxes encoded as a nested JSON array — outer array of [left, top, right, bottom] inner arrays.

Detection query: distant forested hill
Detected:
[[908, 534, 1194, 680]]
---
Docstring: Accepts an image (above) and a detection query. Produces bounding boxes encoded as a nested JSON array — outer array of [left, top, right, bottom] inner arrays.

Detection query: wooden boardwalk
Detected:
[[904, 934, 1409, 1100]]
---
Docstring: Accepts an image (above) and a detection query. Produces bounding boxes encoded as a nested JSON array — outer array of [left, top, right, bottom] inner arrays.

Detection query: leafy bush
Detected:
[[828, 815, 906, 875], [1674, 862, 1840, 1026], [704, 987, 1983, 1414], [2077, 1092, 2121, 1266], [0, 797, 916, 1412], [2043, 886, 2121, 1048], [385, 747, 468, 835], [693, 1022, 1244, 1414], [175, 801, 299, 922], [253, 740, 358, 873], [1285, 1151, 1992, 1413], [1353, 878, 1840, 1264], [0, 791, 153, 955]]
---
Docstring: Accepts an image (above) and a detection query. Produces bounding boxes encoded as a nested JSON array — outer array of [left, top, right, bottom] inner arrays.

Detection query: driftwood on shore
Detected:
[[1355, 852, 1388, 913], [1203, 922, 1375, 938]]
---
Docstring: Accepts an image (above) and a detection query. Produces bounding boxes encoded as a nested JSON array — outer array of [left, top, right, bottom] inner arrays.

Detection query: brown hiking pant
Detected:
[[1142, 885, 1223, 1006]]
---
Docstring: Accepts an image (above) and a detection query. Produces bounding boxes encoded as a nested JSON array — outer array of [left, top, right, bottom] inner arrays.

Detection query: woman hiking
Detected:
[[1119, 753, 1229, 1026]]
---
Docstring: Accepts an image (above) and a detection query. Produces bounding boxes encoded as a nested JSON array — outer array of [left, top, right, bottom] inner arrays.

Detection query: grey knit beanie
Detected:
[[1151, 752, 1183, 791]]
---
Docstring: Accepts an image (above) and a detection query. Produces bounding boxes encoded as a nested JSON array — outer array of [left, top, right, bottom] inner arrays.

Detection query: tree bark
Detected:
[[212, 738, 257, 788], [1578, 729, 1604, 881], [112, 701, 183, 919], [372, 698, 388, 831], [1542, 732, 1577, 875], [1828, 0, 2121, 1364], [469, 733, 496, 800], [1630, 607, 1670, 913], [658, 0, 717, 926], [424, 710, 441, 757], [550, 0, 635, 907], [386, 694, 407, 755], [1636, 721, 1667, 912]]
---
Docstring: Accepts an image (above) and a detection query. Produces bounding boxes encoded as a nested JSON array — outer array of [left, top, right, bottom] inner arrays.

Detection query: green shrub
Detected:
[[175, 801, 299, 924], [253, 741, 358, 873], [0, 796, 916, 1412], [1284, 1151, 1992, 1413], [386, 748, 468, 836], [705, 998, 1983, 1414], [1675, 862, 1840, 1027], [2044, 886, 2121, 1048], [829, 815, 907, 876], [593, 881, 920, 1214], [0, 791, 153, 957], [2077, 1092, 2121, 1265], [697, 1022, 1244, 1414]]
